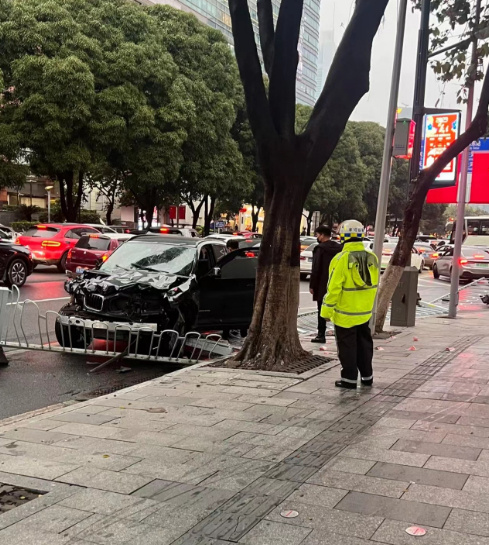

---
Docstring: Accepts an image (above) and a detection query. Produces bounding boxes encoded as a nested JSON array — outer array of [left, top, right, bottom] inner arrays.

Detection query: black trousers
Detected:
[[334, 321, 373, 383], [317, 300, 326, 337]]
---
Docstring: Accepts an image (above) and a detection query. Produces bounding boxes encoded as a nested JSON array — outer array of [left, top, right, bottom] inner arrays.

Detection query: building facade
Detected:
[[146, 0, 321, 106]]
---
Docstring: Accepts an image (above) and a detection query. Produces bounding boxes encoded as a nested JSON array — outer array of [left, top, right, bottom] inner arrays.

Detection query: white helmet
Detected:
[[339, 220, 365, 243]]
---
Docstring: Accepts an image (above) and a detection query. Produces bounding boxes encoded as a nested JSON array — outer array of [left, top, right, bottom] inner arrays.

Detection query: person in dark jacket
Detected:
[[309, 225, 342, 343]]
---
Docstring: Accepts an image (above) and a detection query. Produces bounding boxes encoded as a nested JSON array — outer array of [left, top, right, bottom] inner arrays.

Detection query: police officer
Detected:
[[321, 220, 379, 390]]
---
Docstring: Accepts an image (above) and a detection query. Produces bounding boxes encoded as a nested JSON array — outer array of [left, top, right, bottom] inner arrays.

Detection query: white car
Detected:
[[300, 243, 317, 280], [381, 243, 424, 273]]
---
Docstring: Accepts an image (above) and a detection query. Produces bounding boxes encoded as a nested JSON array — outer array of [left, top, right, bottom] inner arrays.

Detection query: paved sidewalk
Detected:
[[1, 311, 489, 544]]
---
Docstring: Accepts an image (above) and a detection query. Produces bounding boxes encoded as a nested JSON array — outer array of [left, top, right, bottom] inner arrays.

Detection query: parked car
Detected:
[[381, 243, 424, 273], [15, 224, 100, 272], [57, 235, 258, 348], [0, 224, 16, 241], [0, 240, 33, 287], [300, 236, 317, 252], [83, 224, 117, 234], [147, 226, 199, 237], [414, 243, 438, 269], [65, 233, 135, 278], [433, 246, 489, 281], [300, 243, 317, 280]]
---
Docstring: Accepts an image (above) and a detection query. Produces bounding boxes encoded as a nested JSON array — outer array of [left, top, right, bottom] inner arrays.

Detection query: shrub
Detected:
[[11, 221, 38, 233]]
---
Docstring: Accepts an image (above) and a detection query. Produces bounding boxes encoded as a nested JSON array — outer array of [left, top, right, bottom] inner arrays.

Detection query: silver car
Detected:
[[300, 243, 317, 280], [433, 246, 489, 280]]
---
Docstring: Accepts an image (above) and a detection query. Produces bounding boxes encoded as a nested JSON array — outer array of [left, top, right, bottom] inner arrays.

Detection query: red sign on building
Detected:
[[169, 205, 186, 220], [423, 112, 460, 186]]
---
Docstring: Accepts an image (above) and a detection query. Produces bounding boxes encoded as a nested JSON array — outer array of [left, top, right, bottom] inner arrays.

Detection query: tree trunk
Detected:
[[375, 170, 445, 333], [204, 196, 215, 236], [306, 210, 313, 235], [251, 205, 260, 232], [230, 180, 308, 371], [192, 198, 205, 229], [106, 201, 114, 226]]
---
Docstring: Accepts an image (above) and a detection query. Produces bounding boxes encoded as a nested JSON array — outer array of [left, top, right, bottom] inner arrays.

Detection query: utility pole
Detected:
[[371, 0, 408, 328], [409, 0, 431, 188], [448, 0, 482, 318]]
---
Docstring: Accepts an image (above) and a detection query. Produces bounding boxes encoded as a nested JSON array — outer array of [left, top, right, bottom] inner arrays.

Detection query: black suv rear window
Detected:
[[24, 227, 59, 238], [76, 236, 111, 251]]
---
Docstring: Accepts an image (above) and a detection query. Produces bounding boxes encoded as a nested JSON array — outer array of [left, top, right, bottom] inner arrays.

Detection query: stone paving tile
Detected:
[[286, 483, 348, 508], [0, 453, 79, 480], [462, 475, 489, 494], [371, 519, 489, 545], [239, 520, 312, 545], [322, 457, 376, 475], [47, 413, 118, 426], [412, 420, 489, 438], [0, 428, 73, 445], [265, 500, 384, 539], [0, 440, 142, 472], [425, 456, 489, 478], [59, 488, 144, 515], [443, 432, 489, 450], [402, 482, 489, 513], [335, 490, 451, 528], [0, 527, 71, 545], [300, 530, 373, 545], [55, 467, 153, 494], [367, 461, 469, 490], [53, 436, 141, 456], [444, 508, 489, 537], [390, 438, 482, 460], [341, 445, 431, 467], [308, 468, 410, 498], [6, 504, 92, 534]]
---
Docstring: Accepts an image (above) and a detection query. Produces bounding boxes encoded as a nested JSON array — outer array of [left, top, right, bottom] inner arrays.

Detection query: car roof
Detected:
[[82, 233, 134, 240], [129, 234, 200, 245]]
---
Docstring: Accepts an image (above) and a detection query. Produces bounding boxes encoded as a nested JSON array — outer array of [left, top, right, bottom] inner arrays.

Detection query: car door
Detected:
[[411, 247, 422, 270], [438, 247, 453, 275], [196, 247, 257, 330]]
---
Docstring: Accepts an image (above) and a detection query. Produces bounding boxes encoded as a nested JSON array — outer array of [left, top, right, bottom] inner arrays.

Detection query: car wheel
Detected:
[[300, 273, 308, 281], [5, 258, 28, 287], [433, 264, 440, 279], [57, 252, 68, 273]]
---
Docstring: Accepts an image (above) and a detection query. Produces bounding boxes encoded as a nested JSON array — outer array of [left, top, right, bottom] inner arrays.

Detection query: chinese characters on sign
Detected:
[[423, 112, 461, 186]]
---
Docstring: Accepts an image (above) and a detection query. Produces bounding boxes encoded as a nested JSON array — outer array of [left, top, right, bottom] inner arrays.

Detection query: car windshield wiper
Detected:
[[132, 263, 160, 272]]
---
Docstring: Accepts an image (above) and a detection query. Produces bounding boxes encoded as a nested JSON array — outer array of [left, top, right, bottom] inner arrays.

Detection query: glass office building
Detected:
[[146, 0, 321, 106]]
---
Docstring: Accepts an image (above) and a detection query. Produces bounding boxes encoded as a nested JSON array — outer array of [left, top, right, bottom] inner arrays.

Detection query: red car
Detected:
[[16, 223, 99, 272], [66, 233, 134, 278]]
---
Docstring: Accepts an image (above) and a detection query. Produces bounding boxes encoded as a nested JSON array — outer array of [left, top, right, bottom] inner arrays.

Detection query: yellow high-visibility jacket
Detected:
[[320, 241, 379, 328]]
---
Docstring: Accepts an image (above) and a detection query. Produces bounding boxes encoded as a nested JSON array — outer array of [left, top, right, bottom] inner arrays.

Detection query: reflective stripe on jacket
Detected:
[[320, 241, 379, 328]]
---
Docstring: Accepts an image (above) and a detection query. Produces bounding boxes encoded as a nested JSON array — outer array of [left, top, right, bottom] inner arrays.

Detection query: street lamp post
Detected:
[[45, 185, 54, 223]]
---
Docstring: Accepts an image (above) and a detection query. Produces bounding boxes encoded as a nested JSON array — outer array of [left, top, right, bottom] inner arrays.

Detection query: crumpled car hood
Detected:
[[82, 268, 183, 292]]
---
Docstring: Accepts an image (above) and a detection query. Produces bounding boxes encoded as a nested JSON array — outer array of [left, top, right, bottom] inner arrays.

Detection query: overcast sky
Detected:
[[319, 0, 463, 126]]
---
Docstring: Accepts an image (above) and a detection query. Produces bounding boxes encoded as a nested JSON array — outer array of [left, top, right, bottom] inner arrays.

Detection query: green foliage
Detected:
[[413, 0, 488, 102], [419, 203, 448, 234], [17, 204, 41, 221], [0, 0, 245, 225], [11, 220, 37, 232]]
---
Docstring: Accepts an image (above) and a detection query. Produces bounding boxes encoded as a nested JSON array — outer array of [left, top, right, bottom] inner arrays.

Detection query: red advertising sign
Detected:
[[423, 112, 460, 185], [169, 205, 186, 220]]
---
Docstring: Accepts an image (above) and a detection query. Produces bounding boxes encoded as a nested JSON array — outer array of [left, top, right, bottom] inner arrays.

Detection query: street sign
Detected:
[[422, 112, 461, 187], [169, 205, 186, 220], [215, 221, 226, 228]]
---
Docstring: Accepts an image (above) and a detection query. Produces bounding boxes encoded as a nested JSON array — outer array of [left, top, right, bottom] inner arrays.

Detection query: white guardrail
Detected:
[[0, 286, 232, 370]]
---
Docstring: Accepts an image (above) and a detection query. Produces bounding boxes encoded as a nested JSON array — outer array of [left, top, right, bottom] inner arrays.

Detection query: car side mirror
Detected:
[[213, 267, 221, 278]]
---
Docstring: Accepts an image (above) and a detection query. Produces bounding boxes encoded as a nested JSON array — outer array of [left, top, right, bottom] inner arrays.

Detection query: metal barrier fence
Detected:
[[0, 286, 231, 370]]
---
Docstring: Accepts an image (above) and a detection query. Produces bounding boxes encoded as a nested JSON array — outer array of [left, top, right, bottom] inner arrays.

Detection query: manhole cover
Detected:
[[0, 483, 44, 513]]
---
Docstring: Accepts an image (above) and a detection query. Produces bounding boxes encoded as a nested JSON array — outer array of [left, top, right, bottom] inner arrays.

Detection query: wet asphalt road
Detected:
[[0, 267, 452, 420]]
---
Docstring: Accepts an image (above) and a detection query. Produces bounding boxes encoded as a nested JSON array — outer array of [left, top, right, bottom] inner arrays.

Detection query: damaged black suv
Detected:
[[56, 235, 257, 347]]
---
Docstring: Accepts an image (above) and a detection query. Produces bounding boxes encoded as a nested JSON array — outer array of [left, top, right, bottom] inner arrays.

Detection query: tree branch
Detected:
[[257, 0, 275, 77], [228, 0, 275, 146], [269, 0, 303, 138], [304, 0, 389, 184]]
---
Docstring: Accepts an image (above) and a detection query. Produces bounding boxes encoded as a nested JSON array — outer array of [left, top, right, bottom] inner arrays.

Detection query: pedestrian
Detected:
[[309, 225, 342, 343], [321, 220, 379, 389], [226, 238, 240, 253]]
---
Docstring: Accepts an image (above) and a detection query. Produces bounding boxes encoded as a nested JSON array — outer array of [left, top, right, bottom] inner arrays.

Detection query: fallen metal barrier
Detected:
[[0, 286, 231, 367], [428, 277, 489, 307]]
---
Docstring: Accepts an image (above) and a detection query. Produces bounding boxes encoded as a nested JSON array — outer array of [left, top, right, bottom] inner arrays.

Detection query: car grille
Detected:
[[84, 293, 104, 312]]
